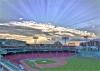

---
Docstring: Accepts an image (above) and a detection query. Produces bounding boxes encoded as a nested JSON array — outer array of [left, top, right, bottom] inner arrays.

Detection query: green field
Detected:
[[25, 57, 100, 71], [25, 60, 35, 68], [35, 59, 56, 64]]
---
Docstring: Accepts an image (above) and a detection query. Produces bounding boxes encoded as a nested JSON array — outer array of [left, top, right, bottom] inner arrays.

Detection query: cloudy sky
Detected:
[[0, 0, 100, 35]]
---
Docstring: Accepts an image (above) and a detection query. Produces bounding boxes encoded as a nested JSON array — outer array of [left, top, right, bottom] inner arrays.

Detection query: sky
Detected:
[[0, 0, 100, 30]]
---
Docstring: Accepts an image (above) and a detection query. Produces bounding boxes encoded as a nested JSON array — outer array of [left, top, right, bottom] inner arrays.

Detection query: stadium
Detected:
[[0, 21, 100, 71], [0, 0, 100, 71]]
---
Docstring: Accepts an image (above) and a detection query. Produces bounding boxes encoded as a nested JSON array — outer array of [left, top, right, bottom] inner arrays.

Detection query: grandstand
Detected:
[[0, 49, 73, 71], [0, 20, 99, 71], [0, 59, 23, 71], [0, 39, 75, 71], [79, 39, 100, 57], [0, 38, 100, 71]]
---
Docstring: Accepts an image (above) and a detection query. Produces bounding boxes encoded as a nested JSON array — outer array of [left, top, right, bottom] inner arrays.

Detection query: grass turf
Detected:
[[35, 59, 56, 64], [25, 60, 35, 68], [25, 57, 100, 71]]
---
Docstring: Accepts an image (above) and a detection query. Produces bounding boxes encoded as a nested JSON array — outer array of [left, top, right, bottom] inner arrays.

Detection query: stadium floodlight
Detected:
[[33, 36, 39, 44], [62, 36, 69, 45]]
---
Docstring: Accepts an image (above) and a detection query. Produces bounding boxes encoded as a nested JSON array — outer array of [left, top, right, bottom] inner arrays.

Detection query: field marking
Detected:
[[22, 57, 67, 70]]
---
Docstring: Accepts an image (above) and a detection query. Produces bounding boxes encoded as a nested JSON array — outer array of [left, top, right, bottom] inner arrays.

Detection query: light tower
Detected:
[[33, 36, 39, 44], [62, 36, 69, 45]]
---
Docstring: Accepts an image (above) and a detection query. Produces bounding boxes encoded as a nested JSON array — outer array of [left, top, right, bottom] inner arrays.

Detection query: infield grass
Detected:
[[25, 57, 100, 71]]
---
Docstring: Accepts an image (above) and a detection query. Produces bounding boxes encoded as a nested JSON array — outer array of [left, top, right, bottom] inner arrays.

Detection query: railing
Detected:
[[0, 59, 23, 71]]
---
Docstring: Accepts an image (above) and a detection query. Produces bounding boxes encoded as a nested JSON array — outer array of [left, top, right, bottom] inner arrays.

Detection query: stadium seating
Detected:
[[4, 52, 72, 64]]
